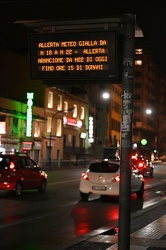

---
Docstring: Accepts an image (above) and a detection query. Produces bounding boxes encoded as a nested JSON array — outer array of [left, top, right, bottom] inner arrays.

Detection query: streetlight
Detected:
[[48, 107, 74, 169], [102, 91, 110, 99], [146, 108, 152, 115]]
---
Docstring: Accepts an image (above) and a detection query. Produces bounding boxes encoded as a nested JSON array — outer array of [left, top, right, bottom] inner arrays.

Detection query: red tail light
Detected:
[[112, 175, 120, 182], [138, 162, 143, 167], [9, 161, 15, 170], [138, 162, 144, 170], [81, 172, 89, 180]]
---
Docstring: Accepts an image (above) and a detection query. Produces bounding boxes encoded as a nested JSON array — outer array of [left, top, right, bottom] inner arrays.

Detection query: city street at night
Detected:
[[0, 162, 165, 250]]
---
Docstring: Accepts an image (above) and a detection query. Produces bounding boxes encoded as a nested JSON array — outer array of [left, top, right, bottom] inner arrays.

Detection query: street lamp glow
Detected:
[[102, 92, 110, 99], [146, 109, 152, 115]]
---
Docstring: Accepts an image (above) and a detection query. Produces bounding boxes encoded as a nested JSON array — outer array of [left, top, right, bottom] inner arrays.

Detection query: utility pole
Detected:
[[118, 14, 135, 250]]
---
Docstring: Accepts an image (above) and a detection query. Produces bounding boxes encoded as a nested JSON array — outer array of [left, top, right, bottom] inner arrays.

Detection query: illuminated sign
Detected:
[[22, 142, 33, 150], [26, 92, 34, 137], [88, 116, 94, 143], [29, 31, 120, 82], [63, 117, 82, 127]]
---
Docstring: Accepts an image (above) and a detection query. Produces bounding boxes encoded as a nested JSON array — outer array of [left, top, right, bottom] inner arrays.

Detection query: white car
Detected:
[[79, 159, 144, 201]]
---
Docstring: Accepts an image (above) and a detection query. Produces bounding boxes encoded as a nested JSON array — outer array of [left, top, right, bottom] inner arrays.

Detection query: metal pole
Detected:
[[84, 140, 86, 168], [48, 130, 52, 169], [118, 14, 135, 250], [48, 112, 57, 170]]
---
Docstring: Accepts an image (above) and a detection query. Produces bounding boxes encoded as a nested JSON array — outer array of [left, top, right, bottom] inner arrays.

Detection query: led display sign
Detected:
[[29, 31, 120, 82]]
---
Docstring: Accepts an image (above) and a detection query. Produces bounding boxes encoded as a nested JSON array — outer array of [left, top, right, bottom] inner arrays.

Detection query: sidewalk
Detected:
[[56, 198, 166, 250]]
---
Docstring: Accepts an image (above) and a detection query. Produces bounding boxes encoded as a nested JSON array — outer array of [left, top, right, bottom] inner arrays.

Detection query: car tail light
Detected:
[[81, 172, 89, 180], [112, 175, 120, 182], [138, 162, 144, 169], [9, 161, 15, 170]]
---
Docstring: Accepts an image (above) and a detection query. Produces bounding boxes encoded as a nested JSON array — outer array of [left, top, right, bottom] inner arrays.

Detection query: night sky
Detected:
[[0, 0, 166, 71]]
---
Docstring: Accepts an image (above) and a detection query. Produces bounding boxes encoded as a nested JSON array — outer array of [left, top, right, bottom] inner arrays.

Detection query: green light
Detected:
[[26, 92, 34, 137], [141, 138, 147, 146]]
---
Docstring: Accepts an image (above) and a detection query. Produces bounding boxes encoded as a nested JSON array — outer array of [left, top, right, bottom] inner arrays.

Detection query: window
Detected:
[[134, 106, 141, 112], [68, 134, 72, 143], [27, 158, 36, 169], [34, 122, 40, 137], [56, 119, 62, 136], [135, 60, 142, 66], [64, 101, 68, 112], [0, 121, 6, 134], [63, 134, 67, 148], [47, 117, 52, 133], [134, 95, 141, 100], [114, 102, 121, 113], [20, 158, 26, 169], [89, 162, 119, 173], [72, 136, 76, 149], [73, 104, 77, 118], [80, 107, 85, 120], [135, 71, 142, 77], [135, 48, 143, 54], [57, 95, 62, 111], [48, 91, 53, 108], [134, 83, 141, 88], [112, 119, 120, 132]]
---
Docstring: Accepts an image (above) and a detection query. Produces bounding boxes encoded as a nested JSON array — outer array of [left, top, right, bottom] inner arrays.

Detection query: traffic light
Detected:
[[140, 138, 148, 146]]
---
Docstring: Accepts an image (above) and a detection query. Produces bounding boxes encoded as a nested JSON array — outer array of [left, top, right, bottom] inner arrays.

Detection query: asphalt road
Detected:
[[0, 162, 165, 250]]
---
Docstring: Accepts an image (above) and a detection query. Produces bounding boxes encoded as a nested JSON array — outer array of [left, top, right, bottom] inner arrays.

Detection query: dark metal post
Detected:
[[84, 141, 86, 168], [118, 14, 135, 250], [48, 112, 59, 170], [48, 129, 52, 169]]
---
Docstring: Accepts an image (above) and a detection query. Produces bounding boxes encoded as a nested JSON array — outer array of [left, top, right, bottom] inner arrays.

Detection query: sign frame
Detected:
[[29, 31, 121, 82]]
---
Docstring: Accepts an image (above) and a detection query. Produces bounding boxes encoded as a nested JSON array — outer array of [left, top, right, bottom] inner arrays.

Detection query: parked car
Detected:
[[79, 159, 144, 201], [131, 155, 154, 177], [0, 152, 48, 196]]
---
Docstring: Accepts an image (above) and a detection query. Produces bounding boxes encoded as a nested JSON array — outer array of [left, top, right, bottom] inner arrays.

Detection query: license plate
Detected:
[[92, 186, 107, 191]]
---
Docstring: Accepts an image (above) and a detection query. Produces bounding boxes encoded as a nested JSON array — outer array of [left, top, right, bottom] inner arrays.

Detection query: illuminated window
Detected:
[[34, 122, 40, 137], [135, 48, 143, 54], [56, 119, 62, 136], [73, 104, 77, 118], [0, 121, 6, 134], [80, 107, 85, 120], [64, 101, 68, 112], [47, 117, 52, 133], [57, 95, 62, 111], [48, 91, 53, 108], [135, 60, 142, 66]]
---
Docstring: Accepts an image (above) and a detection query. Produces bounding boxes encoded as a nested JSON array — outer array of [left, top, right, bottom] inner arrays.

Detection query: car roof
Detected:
[[0, 152, 29, 156], [89, 159, 120, 165]]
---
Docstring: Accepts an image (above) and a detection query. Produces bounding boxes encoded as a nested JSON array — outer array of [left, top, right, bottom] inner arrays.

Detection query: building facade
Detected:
[[133, 39, 166, 160]]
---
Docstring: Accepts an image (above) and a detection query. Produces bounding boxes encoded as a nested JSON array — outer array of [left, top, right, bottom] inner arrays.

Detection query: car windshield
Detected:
[[89, 161, 119, 173]]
